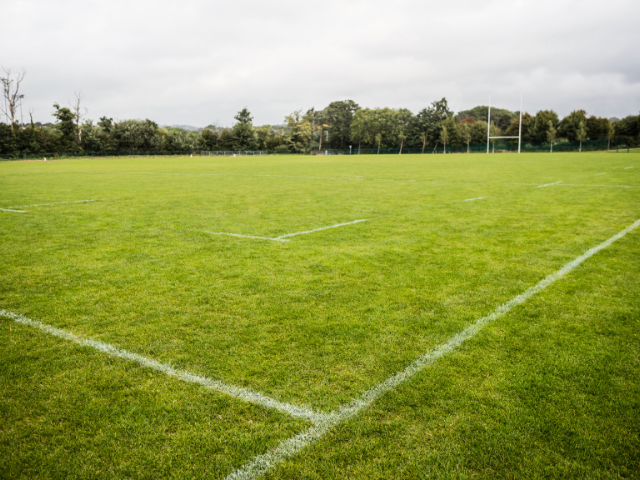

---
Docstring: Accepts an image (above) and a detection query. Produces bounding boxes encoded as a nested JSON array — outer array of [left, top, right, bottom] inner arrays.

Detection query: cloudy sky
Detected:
[[3, 0, 639, 126]]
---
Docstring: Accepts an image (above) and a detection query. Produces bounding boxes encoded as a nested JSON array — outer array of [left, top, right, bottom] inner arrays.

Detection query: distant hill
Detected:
[[162, 124, 202, 131]]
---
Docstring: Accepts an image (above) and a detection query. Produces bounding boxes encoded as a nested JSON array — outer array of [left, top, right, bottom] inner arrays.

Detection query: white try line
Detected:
[[595, 173, 607, 176], [625, 166, 634, 169], [0, 208, 25, 213], [226, 217, 640, 480], [8, 199, 103, 208], [0, 309, 327, 424], [464, 196, 487, 202], [205, 219, 369, 242], [510, 183, 640, 189], [537, 181, 563, 188]]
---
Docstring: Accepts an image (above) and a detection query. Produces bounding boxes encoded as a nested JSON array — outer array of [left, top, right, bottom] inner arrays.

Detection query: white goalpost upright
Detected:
[[487, 94, 523, 154]]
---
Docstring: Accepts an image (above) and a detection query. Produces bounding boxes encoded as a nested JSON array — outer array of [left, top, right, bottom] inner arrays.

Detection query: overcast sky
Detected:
[[3, 0, 639, 126]]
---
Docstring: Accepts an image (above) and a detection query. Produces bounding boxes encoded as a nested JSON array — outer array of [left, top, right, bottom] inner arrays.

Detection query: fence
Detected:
[[1, 139, 632, 161]]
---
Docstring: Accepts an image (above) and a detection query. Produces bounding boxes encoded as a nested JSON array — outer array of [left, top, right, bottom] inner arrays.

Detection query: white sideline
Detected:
[[204, 219, 368, 242], [464, 197, 487, 202], [0, 208, 25, 213], [0, 309, 327, 424], [226, 217, 640, 480], [595, 173, 607, 176], [537, 181, 563, 188], [625, 166, 634, 169], [9, 199, 103, 208]]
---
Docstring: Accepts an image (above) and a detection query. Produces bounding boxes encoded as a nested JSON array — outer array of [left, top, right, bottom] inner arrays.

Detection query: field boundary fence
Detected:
[[1, 139, 631, 161]]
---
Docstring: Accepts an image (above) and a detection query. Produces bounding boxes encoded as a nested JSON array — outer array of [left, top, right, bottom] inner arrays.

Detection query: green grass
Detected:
[[1, 151, 639, 479]]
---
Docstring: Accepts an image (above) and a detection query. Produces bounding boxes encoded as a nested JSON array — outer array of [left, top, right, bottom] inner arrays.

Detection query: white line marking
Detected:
[[510, 183, 640, 189], [372, 178, 416, 182], [537, 181, 563, 188], [464, 197, 487, 202], [0, 309, 327, 424], [558, 184, 640, 189], [9, 199, 103, 208], [624, 166, 634, 169], [226, 217, 640, 480], [204, 220, 368, 242], [204, 232, 290, 242], [595, 173, 607, 176], [274, 219, 368, 240], [0, 208, 25, 213]]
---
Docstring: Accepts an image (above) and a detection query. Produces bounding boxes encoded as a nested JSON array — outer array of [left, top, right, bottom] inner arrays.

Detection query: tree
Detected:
[[70, 91, 87, 144], [421, 132, 427, 154], [462, 124, 472, 153], [1, 68, 26, 135], [559, 110, 587, 141], [456, 105, 516, 131], [407, 98, 452, 148], [232, 108, 258, 150], [398, 133, 406, 154], [440, 126, 448, 154], [198, 128, 219, 151], [375, 133, 382, 154], [546, 120, 557, 153], [530, 110, 559, 143], [576, 120, 587, 152], [350, 108, 375, 153], [52, 103, 79, 152], [284, 110, 312, 152], [607, 120, 615, 151], [323, 100, 359, 148]]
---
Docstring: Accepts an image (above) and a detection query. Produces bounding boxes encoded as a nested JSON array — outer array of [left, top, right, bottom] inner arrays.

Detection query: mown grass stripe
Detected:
[[226, 217, 640, 480], [0, 310, 327, 424]]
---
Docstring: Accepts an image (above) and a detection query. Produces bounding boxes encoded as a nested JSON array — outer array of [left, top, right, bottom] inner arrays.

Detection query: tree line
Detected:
[[2, 70, 639, 156]]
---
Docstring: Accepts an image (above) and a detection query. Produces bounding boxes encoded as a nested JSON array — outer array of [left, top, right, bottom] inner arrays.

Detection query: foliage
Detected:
[[323, 100, 359, 148], [232, 108, 258, 151]]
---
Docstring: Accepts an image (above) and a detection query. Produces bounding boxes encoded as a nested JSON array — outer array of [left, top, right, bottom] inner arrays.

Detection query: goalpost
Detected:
[[487, 94, 523, 154]]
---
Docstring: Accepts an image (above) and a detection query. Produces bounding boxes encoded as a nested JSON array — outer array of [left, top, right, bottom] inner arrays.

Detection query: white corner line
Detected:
[[203, 231, 290, 242], [274, 219, 369, 240], [0, 309, 327, 424], [595, 173, 607, 176], [8, 199, 104, 208], [226, 217, 640, 480], [0, 208, 25, 213], [537, 181, 563, 188], [624, 166, 634, 169], [464, 197, 487, 202]]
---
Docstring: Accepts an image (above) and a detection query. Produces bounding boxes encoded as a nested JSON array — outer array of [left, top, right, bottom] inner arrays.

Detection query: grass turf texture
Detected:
[[1, 152, 639, 478]]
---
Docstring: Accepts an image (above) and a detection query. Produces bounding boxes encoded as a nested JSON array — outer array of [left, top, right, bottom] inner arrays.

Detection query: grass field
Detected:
[[1, 151, 639, 479]]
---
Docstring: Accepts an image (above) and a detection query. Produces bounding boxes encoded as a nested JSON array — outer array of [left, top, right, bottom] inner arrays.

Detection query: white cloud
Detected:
[[2, 0, 639, 126]]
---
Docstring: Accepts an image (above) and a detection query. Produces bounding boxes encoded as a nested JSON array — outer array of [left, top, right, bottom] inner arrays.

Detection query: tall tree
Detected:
[[52, 103, 79, 151], [607, 120, 615, 151], [559, 110, 587, 141], [576, 120, 587, 152], [323, 100, 359, 148], [440, 126, 448, 154], [547, 120, 557, 153], [462, 124, 472, 153], [284, 110, 312, 152], [1, 68, 26, 135], [70, 91, 87, 144], [232, 108, 258, 150], [407, 98, 452, 147]]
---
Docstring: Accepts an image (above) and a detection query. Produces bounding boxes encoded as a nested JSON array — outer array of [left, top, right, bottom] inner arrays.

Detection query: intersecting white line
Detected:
[[0, 309, 327, 424], [274, 219, 368, 240], [0, 208, 25, 213], [537, 181, 563, 188], [225, 217, 640, 480], [204, 219, 369, 242]]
